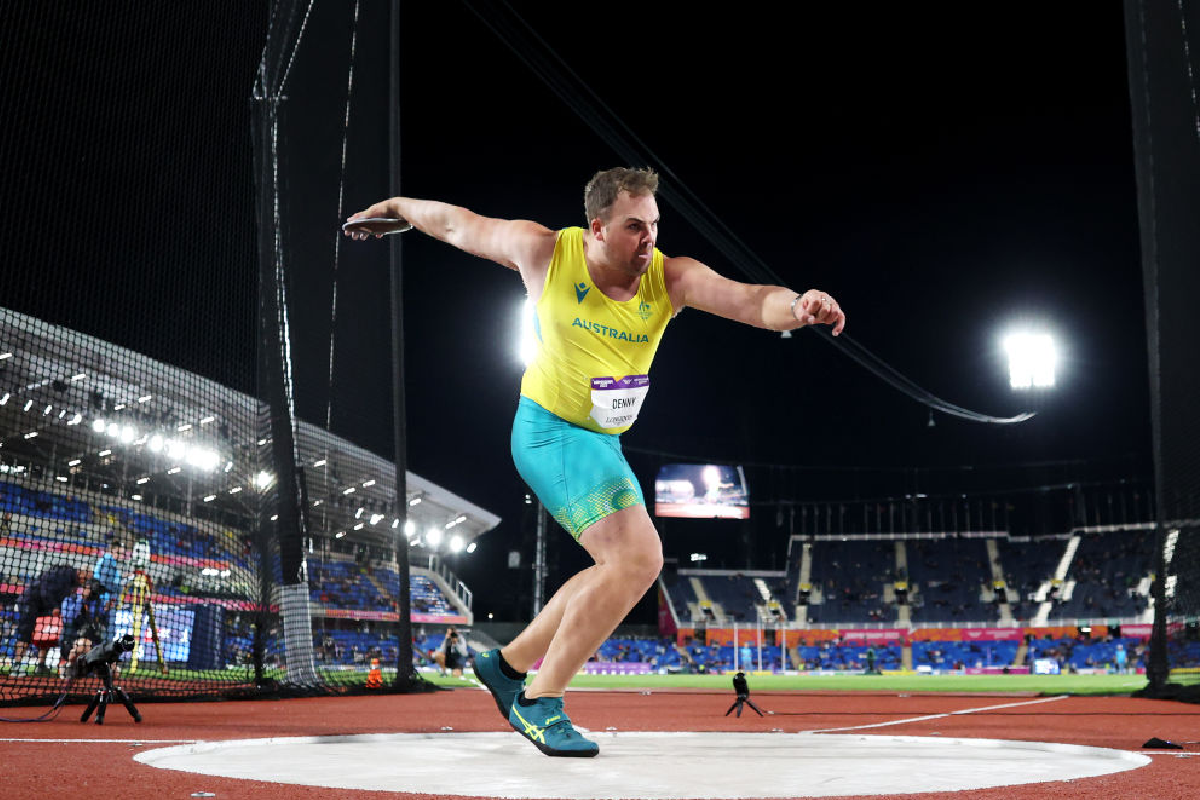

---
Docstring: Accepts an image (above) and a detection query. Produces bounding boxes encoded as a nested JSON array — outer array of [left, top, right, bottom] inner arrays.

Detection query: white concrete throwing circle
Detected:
[[134, 731, 1150, 798]]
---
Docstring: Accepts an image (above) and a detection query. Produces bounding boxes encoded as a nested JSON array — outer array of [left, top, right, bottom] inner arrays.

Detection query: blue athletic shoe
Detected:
[[508, 693, 599, 757], [473, 649, 525, 721]]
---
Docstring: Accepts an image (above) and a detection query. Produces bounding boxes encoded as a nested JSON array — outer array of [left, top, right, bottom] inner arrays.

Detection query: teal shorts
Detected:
[[511, 396, 645, 540]]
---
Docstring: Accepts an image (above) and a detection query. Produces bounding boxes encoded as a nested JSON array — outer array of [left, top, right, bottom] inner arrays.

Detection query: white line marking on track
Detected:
[[0, 738, 201, 744], [808, 695, 1071, 733]]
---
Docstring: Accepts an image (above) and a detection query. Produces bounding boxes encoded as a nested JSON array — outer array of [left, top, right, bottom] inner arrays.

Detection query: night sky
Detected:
[[0, 3, 1152, 622]]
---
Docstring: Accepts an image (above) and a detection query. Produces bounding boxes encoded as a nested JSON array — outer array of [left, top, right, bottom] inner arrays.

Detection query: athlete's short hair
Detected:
[[584, 167, 659, 224]]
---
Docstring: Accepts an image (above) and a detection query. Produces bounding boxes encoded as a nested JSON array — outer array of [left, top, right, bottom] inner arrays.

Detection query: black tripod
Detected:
[[725, 672, 763, 717], [725, 691, 764, 718], [80, 662, 141, 725]]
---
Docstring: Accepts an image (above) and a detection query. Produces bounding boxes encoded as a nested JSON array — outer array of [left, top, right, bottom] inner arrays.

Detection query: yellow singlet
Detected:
[[520, 227, 673, 433]]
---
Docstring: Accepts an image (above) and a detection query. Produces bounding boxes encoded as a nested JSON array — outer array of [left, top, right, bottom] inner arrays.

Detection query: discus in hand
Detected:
[[342, 217, 413, 240]]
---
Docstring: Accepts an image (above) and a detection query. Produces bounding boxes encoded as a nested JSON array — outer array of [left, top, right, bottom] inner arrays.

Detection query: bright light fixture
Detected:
[[518, 297, 537, 366], [1003, 331, 1057, 390]]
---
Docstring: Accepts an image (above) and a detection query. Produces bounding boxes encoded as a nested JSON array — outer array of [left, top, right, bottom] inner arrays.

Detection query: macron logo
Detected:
[[575, 282, 590, 303]]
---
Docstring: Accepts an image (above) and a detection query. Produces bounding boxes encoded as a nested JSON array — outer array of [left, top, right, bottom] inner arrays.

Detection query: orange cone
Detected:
[[366, 657, 383, 689]]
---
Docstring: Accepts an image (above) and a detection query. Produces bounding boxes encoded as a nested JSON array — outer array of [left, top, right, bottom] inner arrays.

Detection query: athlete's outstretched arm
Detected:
[[664, 257, 845, 334], [345, 196, 556, 279]]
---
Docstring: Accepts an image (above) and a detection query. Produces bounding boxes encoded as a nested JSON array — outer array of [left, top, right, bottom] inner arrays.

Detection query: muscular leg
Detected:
[[508, 504, 661, 698], [501, 565, 600, 673]]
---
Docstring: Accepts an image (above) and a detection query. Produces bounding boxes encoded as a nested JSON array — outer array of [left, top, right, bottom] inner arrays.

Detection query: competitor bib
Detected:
[[589, 375, 650, 430]]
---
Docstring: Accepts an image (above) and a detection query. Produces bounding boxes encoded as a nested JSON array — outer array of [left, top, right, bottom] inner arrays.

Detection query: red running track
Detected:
[[0, 688, 1196, 799]]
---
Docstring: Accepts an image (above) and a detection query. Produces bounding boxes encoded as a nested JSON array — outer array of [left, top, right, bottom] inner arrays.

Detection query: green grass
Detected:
[[9, 664, 1152, 697], [422, 670, 1151, 696]]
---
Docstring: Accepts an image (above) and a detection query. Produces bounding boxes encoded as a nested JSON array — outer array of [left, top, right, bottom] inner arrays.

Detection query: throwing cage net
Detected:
[[1125, 0, 1200, 696], [0, 1, 443, 705]]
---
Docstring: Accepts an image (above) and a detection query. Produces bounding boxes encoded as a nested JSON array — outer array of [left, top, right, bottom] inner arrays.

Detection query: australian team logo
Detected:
[[637, 301, 653, 321], [575, 282, 590, 303]]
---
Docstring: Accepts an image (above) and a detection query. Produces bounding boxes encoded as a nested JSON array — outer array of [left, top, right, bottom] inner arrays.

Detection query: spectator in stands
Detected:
[[349, 170, 845, 757], [9, 564, 86, 675]]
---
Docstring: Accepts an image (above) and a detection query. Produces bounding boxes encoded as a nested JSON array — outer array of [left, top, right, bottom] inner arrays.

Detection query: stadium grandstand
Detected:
[[0, 307, 498, 700], [3, 303, 1196, 695]]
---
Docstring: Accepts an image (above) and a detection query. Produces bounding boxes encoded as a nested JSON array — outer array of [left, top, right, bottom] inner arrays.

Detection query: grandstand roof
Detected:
[[0, 307, 499, 547]]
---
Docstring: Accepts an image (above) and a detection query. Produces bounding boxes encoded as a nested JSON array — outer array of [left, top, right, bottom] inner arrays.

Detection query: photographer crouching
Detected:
[[59, 578, 108, 680]]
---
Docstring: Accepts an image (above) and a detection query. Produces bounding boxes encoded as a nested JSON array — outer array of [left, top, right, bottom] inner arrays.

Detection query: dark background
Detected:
[[0, 3, 1151, 623]]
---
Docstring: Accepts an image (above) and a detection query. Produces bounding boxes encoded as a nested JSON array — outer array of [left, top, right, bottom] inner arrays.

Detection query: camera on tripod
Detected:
[[76, 634, 135, 678], [725, 671, 763, 718], [74, 634, 141, 725]]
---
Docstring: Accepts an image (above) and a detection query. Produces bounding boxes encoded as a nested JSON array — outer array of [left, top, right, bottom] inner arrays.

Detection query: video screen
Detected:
[[111, 606, 195, 662], [654, 463, 749, 520]]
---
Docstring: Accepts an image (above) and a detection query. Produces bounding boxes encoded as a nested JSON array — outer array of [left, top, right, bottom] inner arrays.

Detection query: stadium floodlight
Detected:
[[254, 471, 274, 490], [517, 297, 537, 366], [0, 352, 10, 359], [404, 520, 416, 537], [203, 494, 216, 502], [148, 435, 164, 452], [425, 527, 442, 548], [186, 446, 221, 471], [23, 399, 33, 412], [353, 522, 365, 531], [313, 459, 326, 467], [136, 477, 150, 485], [1002, 330, 1057, 390], [106, 421, 119, 437], [466, 542, 477, 554], [449, 535, 464, 553], [167, 466, 182, 475], [0, 393, 8, 405], [131, 494, 142, 502], [370, 514, 384, 525], [68, 459, 81, 467], [690, 553, 708, 562], [120, 425, 137, 444], [165, 439, 186, 460]]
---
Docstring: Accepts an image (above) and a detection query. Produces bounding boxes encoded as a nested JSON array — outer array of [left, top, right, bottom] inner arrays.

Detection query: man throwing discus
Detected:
[[346, 167, 844, 756]]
